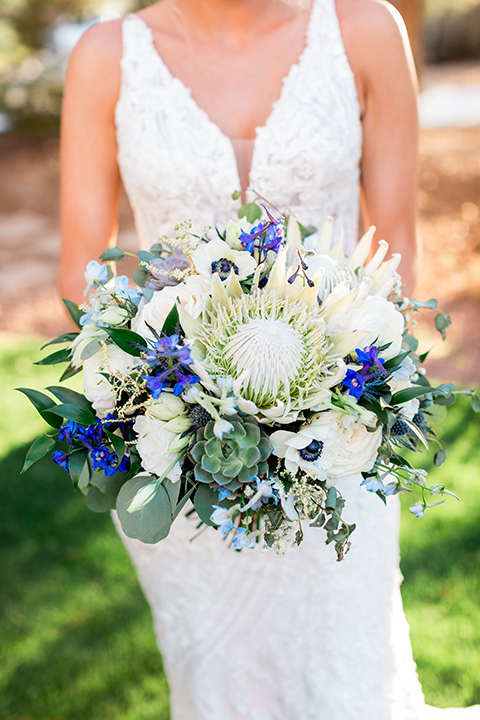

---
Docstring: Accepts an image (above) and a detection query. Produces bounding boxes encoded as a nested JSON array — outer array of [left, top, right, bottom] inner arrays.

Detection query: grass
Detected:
[[1, 332, 479, 717]]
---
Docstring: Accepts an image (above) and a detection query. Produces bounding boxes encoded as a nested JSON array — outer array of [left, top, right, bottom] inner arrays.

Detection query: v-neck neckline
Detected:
[[133, 0, 318, 193]]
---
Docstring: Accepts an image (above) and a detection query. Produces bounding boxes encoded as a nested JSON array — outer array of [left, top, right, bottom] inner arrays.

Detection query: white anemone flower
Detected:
[[192, 238, 256, 281], [271, 412, 382, 483]]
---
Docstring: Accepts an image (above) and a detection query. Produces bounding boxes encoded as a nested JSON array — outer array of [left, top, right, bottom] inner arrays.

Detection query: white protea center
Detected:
[[194, 290, 343, 414], [226, 317, 304, 401]]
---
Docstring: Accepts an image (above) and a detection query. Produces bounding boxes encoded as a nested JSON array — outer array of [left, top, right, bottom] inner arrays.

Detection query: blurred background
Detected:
[[0, 1, 479, 718]]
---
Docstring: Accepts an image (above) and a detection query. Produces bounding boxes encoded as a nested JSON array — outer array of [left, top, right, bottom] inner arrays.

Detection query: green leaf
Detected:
[[193, 484, 225, 527], [59, 364, 81, 382], [90, 468, 125, 495], [419, 350, 430, 363], [16, 388, 62, 428], [131, 268, 149, 288], [69, 449, 89, 488], [410, 298, 438, 310], [392, 386, 436, 405], [298, 222, 317, 240], [116, 475, 173, 543], [472, 393, 480, 414], [47, 386, 93, 411], [161, 304, 179, 337], [36, 347, 71, 366], [435, 312, 452, 340], [384, 350, 411, 370], [403, 334, 419, 353], [105, 430, 126, 460], [238, 201, 262, 224], [173, 484, 195, 520], [163, 478, 181, 515], [41, 332, 79, 350], [137, 250, 154, 264], [99, 247, 125, 262], [326, 486, 337, 510], [49, 403, 96, 426], [435, 393, 456, 407], [232, 190, 242, 200], [105, 327, 147, 356], [21, 435, 56, 473], [434, 449, 447, 467], [86, 486, 118, 513], [62, 299, 85, 329]]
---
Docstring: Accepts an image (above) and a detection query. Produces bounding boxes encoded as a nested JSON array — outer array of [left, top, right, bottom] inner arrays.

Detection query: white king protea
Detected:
[[192, 288, 345, 423]]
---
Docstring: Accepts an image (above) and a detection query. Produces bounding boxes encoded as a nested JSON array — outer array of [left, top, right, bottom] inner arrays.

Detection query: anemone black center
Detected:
[[211, 258, 239, 280], [299, 439, 324, 462]]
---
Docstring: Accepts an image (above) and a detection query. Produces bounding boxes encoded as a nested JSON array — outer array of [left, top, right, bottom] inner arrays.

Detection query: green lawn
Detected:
[[1, 333, 479, 718]]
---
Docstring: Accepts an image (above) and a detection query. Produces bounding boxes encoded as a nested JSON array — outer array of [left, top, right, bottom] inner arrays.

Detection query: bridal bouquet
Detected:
[[19, 200, 478, 558]]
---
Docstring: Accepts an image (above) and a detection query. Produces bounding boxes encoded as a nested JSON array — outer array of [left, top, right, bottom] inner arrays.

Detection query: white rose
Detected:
[[82, 344, 136, 414], [271, 411, 382, 483], [134, 415, 183, 482], [132, 274, 209, 341], [325, 295, 404, 360]]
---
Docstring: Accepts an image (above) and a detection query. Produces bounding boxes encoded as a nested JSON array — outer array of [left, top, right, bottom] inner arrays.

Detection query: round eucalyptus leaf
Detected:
[[116, 475, 173, 544], [85, 486, 117, 513], [193, 484, 234, 527]]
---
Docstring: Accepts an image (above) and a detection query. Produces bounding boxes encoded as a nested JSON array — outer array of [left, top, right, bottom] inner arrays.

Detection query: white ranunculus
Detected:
[[82, 344, 136, 413], [134, 415, 183, 482], [325, 295, 405, 361], [271, 411, 382, 483], [192, 238, 256, 281], [132, 274, 209, 341]]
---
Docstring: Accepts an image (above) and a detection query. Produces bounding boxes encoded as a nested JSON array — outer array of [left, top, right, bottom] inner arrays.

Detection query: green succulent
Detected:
[[190, 416, 272, 490]]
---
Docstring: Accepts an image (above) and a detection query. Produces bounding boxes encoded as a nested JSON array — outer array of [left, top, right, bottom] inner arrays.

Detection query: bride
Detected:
[[58, 0, 479, 718]]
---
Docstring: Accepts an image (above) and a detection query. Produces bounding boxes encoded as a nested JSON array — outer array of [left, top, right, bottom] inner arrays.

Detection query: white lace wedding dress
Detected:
[[112, 1, 479, 718]]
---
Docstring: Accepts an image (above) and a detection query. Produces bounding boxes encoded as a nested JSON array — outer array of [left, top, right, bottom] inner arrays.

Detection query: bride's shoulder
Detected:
[[336, 0, 416, 101]]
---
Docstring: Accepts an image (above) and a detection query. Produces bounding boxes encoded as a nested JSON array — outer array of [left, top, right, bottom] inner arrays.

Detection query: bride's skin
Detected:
[[59, 0, 419, 302]]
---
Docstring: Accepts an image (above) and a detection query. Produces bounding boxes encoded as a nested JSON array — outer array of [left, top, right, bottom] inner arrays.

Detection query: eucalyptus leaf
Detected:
[[77, 459, 91, 490], [16, 387, 62, 428], [410, 298, 438, 310], [99, 247, 125, 262], [163, 478, 181, 514], [50, 403, 96, 426], [62, 299, 85, 329], [193, 484, 226, 527], [79, 337, 103, 362], [137, 250, 154, 264], [472, 393, 480, 414], [90, 468, 125, 495], [86, 486, 118, 513], [435, 312, 452, 340], [434, 449, 447, 467], [238, 201, 262, 224], [21, 435, 56, 473], [403, 334, 419, 353], [326, 486, 337, 510], [173, 485, 196, 520], [132, 268, 149, 288], [117, 475, 173, 543]]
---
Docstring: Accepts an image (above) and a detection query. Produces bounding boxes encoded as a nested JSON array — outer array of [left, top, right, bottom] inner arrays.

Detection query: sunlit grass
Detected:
[[1, 333, 479, 716]]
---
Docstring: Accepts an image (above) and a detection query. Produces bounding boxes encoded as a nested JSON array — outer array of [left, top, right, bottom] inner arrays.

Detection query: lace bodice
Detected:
[[113, 2, 479, 719], [115, 0, 362, 252]]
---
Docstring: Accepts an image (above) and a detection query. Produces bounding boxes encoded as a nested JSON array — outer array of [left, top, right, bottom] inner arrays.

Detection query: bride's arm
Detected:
[[339, 0, 419, 294], [59, 21, 123, 304]]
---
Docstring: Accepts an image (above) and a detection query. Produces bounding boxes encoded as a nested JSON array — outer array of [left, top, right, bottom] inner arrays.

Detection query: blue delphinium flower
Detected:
[[210, 505, 235, 537], [114, 275, 142, 305], [52, 450, 70, 472], [343, 369, 365, 399], [58, 420, 78, 446], [239, 223, 265, 254], [355, 346, 386, 375], [84, 260, 109, 293], [143, 375, 169, 399], [91, 446, 114, 471], [409, 501, 426, 518], [173, 373, 200, 396], [145, 335, 194, 367], [232, 528, 256, 550]]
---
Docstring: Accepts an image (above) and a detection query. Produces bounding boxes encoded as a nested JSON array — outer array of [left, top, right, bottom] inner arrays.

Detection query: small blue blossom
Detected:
[[232, 528, 256, 550], [58, 420, 78, 446], [52, 450, 70, 472], [114, 275, 142, 305], [262, 223, 284, 253], [239, 223, 264, 254], [214, 486, 232, 501], [145, 335, 193, 367], [173, 373, 200, 396], [343, 369, 365, 399], [361, 476, 386, 493], [143, 375, 169, 399], [91, 446, 114, 471], [210, 505, 235, 536], [409, 501, 426, 518], [84, 260, 109, 293], [355, 346, 386, 375]]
